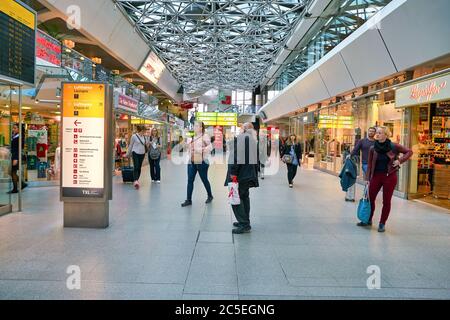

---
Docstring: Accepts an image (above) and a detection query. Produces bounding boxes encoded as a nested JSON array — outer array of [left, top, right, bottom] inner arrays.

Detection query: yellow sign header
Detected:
[[63, 83, 105, 118], [0, 0, 36, 30]]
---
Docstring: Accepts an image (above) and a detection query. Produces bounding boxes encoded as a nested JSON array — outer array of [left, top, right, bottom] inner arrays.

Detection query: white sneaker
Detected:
[[156, 180, 160, 184]]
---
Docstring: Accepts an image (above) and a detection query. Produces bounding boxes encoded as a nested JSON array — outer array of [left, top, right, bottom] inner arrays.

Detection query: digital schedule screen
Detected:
[[0, 0, 36, 85]]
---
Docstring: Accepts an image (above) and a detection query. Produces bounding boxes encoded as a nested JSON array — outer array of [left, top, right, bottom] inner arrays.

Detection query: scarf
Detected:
[[374, 139, 392, 154]]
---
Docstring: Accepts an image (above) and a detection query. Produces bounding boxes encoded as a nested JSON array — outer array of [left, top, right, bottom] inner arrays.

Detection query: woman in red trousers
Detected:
[[360, 126, 413, 233]]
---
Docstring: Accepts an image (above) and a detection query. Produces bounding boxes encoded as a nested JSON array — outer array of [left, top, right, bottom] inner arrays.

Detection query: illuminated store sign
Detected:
[[318, 115, 353, 129], [114, 92, 138, 114], [0, 0, 36, 85], [396, 74, 450, 108], [195, 112, 237, 126], [36, 30, 61, 67]]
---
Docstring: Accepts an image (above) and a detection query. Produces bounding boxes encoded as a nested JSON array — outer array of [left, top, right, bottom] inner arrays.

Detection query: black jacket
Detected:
[[283, 143, 302, 166], [224, 132, 259, 188], [11, 134, 19, 161]]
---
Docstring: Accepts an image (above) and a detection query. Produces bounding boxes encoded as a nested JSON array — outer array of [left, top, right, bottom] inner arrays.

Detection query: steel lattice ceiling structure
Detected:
[[115, 0, 311, 93]]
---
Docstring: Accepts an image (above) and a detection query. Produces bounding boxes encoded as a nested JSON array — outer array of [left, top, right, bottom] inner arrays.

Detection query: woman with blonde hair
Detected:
[[148, 127, 162, 183], [282, 134, 302, 188], [362, 126, 413, 232]]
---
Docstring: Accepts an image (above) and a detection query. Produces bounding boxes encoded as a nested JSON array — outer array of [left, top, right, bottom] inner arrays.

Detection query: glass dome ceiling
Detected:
[[115, 0, 311, 93]]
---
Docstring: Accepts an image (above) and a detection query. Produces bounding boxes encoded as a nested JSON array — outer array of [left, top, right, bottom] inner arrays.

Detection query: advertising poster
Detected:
[[61, 83, 105, 198]]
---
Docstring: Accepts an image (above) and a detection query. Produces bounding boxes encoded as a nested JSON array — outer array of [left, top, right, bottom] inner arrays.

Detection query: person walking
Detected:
[[360, 126, 413, 232], [126, 125, 147, 190], [345, 127, 376, 201], [282, 134, 302, 188], [148, 128, 162, 183], [181, 121, 214, 207], [225, 122, 259, 234]]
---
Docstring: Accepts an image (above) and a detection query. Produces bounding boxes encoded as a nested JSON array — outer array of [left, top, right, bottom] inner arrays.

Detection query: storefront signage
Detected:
[[195, 112, 237, 126], [318, 115, 353, 129], [61, 83, 106, 198], [396, 74, 450, 108], [436, 101, 450, 116], [114, 92, 138, 114], [36, 30, 61, 67], [0, 0, 36, 85]]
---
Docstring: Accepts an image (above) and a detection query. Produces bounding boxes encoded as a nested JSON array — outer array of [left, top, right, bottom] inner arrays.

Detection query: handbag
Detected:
[[228, 182, 240, 205], [149, 138, 161, 160], [357, 184, 371, 224], [282, 154, 293, 164]]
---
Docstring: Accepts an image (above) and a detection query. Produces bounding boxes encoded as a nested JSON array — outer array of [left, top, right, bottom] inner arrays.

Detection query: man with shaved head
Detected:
[[225, 122, 259, 234]]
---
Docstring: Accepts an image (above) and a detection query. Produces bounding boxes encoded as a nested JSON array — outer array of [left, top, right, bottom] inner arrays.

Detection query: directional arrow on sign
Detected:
[[74, 120, 81, 126]]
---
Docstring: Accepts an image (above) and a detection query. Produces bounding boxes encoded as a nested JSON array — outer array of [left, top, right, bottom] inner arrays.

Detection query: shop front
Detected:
[[290, 110, 317, 169], [396, 72, 450, 209], [311, 88, 409, 197], [114, 92, 138, 169]]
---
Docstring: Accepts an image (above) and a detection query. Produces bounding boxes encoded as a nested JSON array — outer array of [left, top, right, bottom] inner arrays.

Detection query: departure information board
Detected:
[[62, 83, 106, 198], [0, 0, 36, 85]]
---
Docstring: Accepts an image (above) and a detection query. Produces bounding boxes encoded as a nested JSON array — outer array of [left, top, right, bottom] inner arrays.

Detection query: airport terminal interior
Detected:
[[0, 0, 449, 300]]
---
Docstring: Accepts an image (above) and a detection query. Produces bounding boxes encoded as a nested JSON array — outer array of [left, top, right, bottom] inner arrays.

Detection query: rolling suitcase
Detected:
[[121, 157, 134, 183], [122, 166, 134, 183]]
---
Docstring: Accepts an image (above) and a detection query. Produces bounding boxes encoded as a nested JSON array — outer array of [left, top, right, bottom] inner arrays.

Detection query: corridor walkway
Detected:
[[0, 158, 449, 299]]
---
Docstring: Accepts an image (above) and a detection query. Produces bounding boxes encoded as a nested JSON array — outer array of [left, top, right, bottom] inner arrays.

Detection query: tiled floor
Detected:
[[0, 157, 449, 300]]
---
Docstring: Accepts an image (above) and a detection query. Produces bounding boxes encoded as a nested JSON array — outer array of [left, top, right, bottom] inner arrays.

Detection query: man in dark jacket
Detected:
[[225, 123, 259, 234], [10, 123, 27, 194]]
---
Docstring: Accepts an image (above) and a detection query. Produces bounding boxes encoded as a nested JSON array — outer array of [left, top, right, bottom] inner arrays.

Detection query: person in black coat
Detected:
[[282, 134, 302, 188], [224, 123, 259, 234], [9, 123, 27, 193]]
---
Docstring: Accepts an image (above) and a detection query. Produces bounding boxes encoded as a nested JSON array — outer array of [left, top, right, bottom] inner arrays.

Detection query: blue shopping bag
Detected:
[[357, 185, 371, 224]]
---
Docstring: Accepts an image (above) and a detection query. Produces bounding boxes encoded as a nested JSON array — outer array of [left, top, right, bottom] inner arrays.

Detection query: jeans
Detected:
[[232, 183, 251, 228], [149, 156, 161, 181], [369, 172, 398, 225], [132, 152, 145, 182], [287, 164, 298, 184], [187, 162, 213, 201]]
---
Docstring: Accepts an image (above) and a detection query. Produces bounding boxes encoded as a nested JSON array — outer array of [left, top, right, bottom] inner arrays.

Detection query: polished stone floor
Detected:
[[0, 157, 449, 300]]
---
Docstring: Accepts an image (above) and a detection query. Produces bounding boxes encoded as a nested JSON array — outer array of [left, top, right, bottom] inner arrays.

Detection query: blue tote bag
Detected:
[[357, 185, 371, 223]]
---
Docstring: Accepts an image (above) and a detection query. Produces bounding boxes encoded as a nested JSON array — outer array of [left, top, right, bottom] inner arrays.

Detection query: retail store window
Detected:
[[408, 104, 450, 209]]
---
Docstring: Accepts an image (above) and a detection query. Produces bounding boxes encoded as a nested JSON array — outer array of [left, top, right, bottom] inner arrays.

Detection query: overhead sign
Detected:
[[195, 112, 237, 126], [396, 74, 450, 108], [61, 83, 106, 198], [0, 0, 36, 85], [318, 115, 353, 129], [139, 51, 165, 84], [36, 30, 61, 67], [114, 92, 139, 114]]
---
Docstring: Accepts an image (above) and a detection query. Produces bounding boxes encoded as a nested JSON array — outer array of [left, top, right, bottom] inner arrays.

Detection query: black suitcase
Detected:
[[122, 166, 134, 183]]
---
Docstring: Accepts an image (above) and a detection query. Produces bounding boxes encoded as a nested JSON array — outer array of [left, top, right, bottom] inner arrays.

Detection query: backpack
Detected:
[[149, 137, 161, 160]]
